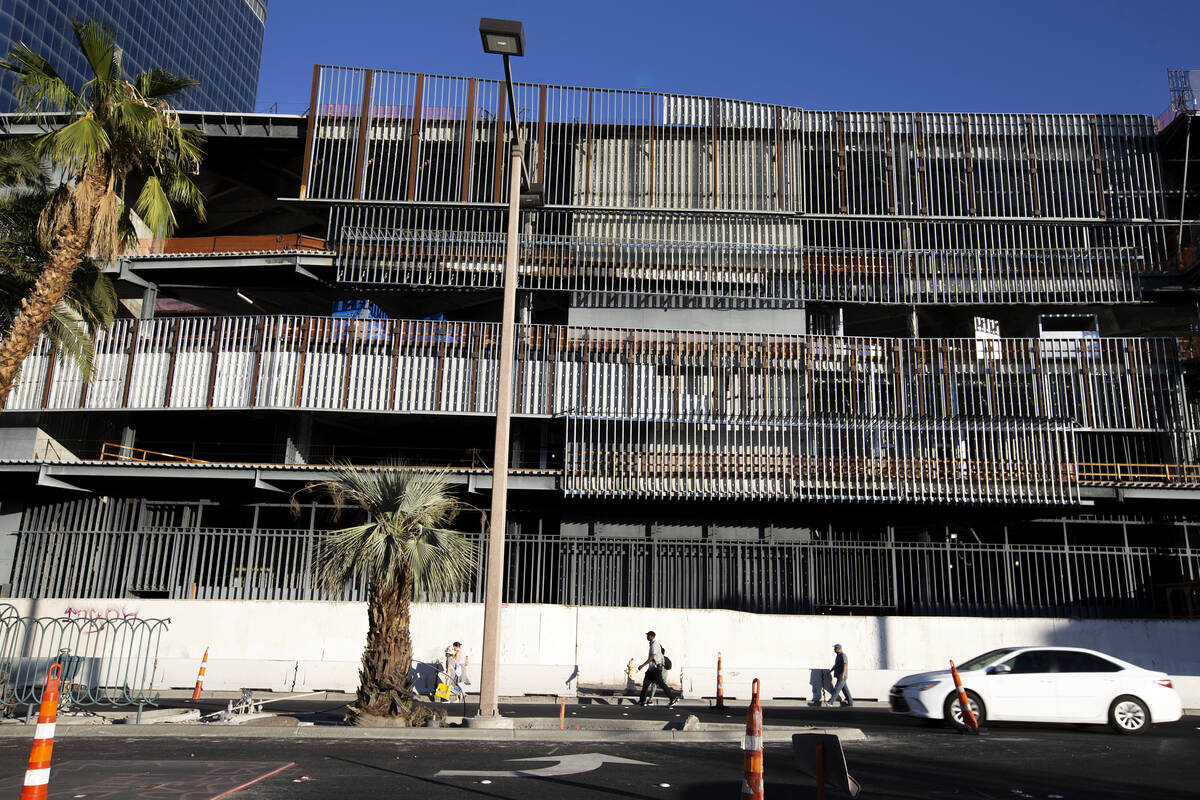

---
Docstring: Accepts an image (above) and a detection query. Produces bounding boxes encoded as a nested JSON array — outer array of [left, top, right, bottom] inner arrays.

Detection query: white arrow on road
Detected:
[[436, 753, 655, 779]]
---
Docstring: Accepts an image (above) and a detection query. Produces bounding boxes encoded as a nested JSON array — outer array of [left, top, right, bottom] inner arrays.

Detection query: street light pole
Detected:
[[475, 17, 530, 723], [477, 140, 522, 720]]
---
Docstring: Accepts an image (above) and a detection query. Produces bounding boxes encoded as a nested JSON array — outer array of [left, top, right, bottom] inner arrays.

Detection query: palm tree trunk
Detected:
[[0, 225, 90, 408], [349, 567, 432, 724]]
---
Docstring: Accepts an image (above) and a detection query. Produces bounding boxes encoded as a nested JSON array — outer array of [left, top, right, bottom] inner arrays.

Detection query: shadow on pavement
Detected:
[[323, 753, 512, 800]]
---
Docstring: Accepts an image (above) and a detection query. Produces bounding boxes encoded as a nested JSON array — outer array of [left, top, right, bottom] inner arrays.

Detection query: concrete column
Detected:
[[119, 417, 137, 455], [0, 496, 25, 597], [140, 283, 159, 320], [518, 291, 532, 325]]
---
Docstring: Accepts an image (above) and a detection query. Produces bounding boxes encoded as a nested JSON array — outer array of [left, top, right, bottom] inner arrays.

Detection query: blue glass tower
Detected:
[[0, 0, 268, 112]]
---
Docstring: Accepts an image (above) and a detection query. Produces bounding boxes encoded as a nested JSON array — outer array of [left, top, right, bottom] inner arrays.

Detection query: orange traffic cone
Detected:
[[716, 652, 726, 709], [20, 663, 62, 800], [949, 660, 979, 734], [741, 677, 764, 800], [192, 647, 209, 700]]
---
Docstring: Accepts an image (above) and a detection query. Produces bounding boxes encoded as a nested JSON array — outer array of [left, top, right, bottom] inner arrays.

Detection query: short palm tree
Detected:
[[0, 139, 117, 382], [0, 19, 205, 407], [303, 464, 476, 725]]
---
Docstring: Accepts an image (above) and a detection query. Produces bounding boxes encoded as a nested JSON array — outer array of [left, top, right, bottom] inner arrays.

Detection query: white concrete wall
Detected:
[[7, 599, 1199, 706]]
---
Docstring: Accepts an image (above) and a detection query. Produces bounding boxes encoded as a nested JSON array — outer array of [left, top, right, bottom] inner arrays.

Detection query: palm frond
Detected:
[[405, 527, 476, 594], [302, 463, 476, 595], [158, 161, 206, 220], [132, 174, 176, 238], [36, 185, 73, 253], [89, 190, 122, 261], [0, 139, 46, 190], [135, 68, 198, 100], [112, 99, 158, 132], [72, 21, 119, 98], [0, 44, 81, 113], [62, 260, 116, 331], [43, 306, 96, 380], [33, 115, 110, 171]]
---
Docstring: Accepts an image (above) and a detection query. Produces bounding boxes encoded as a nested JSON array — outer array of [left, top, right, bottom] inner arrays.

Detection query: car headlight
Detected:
[[912, 682, 939, 692]]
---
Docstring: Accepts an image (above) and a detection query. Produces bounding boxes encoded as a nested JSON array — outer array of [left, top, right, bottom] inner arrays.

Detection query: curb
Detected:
[[0, 723, 867, 743]]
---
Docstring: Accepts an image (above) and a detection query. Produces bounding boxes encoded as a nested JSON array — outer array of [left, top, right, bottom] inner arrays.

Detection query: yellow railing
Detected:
[[1075, 462, 1200, 485], [100, 443, 209, 464]]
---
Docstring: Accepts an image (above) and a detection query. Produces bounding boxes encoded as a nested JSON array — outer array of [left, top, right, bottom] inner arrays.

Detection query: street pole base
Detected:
[[464, 715, 515, 729]]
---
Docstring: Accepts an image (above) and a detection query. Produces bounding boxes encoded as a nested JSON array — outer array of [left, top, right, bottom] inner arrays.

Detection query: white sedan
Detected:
[[889, 646, 1182, 735]]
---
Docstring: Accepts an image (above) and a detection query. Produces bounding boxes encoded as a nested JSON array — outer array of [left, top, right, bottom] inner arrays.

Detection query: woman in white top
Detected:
[[452, 641, 470, 687]]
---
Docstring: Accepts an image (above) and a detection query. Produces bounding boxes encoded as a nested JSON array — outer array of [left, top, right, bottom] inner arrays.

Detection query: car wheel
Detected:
[[943, 690, 985, 730], [1108, 695, 1151, 735]]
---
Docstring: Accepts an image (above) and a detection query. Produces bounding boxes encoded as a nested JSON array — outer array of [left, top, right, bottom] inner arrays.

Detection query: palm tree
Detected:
[[0, 139, 117, 383], [0, 19, 205, 407], [301, 464, 477, 725]]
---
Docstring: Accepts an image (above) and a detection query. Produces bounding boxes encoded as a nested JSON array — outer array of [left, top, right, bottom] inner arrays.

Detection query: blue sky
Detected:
[[256, 0, 1199, 116]]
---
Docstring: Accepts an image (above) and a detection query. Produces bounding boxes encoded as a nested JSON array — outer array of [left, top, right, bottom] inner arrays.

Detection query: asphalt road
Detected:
[[0, 706, 1195, 799]]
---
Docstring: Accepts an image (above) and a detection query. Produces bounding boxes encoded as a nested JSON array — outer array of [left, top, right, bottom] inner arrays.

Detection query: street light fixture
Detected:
[[479, 17, 524, 57], [474, 16, 535, 724]]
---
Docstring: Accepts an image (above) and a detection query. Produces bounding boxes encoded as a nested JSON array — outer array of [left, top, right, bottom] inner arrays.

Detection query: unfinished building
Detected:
[[1, 67, 1198, 623]]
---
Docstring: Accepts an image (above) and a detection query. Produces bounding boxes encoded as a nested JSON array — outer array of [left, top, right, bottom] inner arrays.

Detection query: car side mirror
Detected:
[[986, 663, 1012, 675]]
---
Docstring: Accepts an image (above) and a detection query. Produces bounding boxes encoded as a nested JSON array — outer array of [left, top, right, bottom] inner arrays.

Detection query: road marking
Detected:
[[209, 762, 296, 800], [436, 753, 654, 779]]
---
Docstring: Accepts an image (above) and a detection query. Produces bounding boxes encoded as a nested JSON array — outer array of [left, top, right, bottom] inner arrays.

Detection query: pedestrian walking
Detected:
[[443, 645, 463, 699], [636, 630, 680, 707], [830, 644, 853, 706], [451, 641, 471, 688]]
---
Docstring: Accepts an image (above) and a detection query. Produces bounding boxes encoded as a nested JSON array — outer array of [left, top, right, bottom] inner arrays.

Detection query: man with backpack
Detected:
[[636, 630, 680, 707]]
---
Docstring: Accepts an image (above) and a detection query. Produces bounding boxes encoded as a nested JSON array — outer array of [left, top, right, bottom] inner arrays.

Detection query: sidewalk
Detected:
[[0, 692, 872, 742]]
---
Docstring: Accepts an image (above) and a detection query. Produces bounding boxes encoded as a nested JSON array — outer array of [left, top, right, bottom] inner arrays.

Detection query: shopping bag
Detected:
[[435, 682, 452, 701]]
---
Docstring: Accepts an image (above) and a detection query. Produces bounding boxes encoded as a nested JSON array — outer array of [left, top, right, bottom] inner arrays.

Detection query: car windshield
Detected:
[[957, 648, 1018, 671]]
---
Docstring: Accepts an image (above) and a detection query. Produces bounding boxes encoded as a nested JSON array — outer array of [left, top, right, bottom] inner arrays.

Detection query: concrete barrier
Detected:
[[5, 599, 1198, 706]]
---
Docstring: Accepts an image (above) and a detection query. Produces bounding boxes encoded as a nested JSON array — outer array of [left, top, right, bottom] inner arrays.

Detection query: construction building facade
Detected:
[[1, 66, 1198, 623]]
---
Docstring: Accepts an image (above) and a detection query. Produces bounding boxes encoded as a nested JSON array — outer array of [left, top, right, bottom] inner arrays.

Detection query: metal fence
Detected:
[[304, 66, 1170, 304], [302, 67, 1164, 219], [563, 416, 1080, 504], [331, 204, 1163, 305], [9, 316, 1186, 433], [9, 315, 1189, 505], [0, 604, 168, 718], [9, 527, 1196, 619]]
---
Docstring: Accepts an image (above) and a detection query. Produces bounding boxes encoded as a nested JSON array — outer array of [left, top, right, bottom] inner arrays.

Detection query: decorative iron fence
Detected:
[[0, 604, 168, 719], [8, 528, 1196, 619]]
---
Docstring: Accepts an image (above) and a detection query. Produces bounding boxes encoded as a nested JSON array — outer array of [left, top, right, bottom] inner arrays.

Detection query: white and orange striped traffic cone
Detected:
[[20, 663, 62, 800], [715, 652, 726, 710], [192, 647, 209, 701], [949, 660, 980, 734], [741, 677, 764, 800]]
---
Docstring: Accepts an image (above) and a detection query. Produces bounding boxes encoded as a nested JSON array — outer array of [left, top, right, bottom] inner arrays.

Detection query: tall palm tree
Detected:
[[0, 139, 117, 383], [302, 464, 476, 725], [0, 19, 205, 407]]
